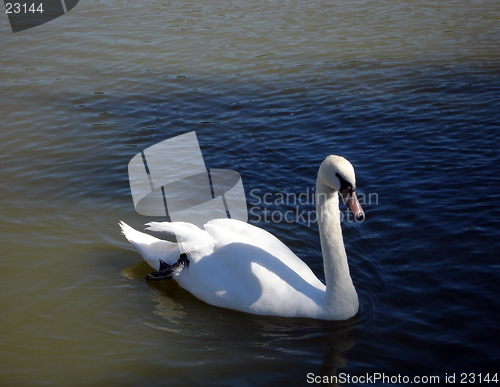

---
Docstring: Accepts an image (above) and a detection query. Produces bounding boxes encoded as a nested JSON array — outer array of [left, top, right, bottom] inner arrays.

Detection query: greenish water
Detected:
[[1, 0, 499, 386]]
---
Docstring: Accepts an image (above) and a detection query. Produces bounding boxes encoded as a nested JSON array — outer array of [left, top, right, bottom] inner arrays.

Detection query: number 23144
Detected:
[[5, 3, 44, 13]]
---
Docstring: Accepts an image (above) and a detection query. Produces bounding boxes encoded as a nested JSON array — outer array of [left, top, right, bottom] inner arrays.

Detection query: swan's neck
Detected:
[[316, 179, 358, 319]]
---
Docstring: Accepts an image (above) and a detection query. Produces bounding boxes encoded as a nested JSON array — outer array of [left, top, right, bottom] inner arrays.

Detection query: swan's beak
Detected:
[[341, 190, 365, 222]]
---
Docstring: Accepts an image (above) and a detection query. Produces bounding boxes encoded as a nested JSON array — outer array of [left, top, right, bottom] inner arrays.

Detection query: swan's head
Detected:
[[318, 155, 365, 221]]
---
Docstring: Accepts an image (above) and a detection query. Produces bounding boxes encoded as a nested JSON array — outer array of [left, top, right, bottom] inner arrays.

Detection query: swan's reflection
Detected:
[[317, 319, 358, 385], [251, 317, 358, 386], [123, 261, 358, 386]]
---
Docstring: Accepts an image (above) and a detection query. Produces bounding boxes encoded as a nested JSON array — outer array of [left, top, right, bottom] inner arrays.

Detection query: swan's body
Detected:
[[120, 155, 365, 320]]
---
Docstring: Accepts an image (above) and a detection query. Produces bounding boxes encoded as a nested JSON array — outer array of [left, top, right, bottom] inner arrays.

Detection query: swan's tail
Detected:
[[119, 221, 180, 270]]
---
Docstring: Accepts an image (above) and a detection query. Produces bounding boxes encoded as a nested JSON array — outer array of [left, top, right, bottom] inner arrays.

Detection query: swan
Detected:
[[120, 155, 365, 320]]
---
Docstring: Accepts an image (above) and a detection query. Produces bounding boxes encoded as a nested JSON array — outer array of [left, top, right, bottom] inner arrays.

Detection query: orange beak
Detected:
[[341, 189, 365, 221]]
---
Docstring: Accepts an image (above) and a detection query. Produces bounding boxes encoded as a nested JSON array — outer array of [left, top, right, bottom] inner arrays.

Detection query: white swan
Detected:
[[120, 155, 365, 320]]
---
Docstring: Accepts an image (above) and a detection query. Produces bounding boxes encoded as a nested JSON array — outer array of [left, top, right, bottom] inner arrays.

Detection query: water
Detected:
[[1, 0, 499, 385]]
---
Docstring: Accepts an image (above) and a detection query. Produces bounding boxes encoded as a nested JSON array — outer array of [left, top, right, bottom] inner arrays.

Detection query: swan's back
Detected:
[[122, 219, 328, 318], [176, 219, 327, 318]]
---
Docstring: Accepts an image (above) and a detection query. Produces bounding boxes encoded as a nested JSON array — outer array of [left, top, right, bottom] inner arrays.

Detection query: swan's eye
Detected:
[[336, 173, 353, 193]]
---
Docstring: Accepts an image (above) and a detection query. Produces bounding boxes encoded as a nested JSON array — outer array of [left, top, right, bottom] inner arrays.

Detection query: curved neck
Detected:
[[316, 178, 358, 319]]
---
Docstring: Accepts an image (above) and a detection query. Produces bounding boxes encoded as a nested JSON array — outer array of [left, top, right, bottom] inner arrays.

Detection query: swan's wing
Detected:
[[204, 219, 322, 287], [146, 221, 215, 260], [119, 221, 180, 269], [145, 221, 202, 239], [169, 218, 326, 317]]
